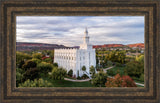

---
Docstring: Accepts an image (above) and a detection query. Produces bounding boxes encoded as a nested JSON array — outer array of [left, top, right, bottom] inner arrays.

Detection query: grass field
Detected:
[[43, 78, 94, 87], [107, 66, 125, 76]]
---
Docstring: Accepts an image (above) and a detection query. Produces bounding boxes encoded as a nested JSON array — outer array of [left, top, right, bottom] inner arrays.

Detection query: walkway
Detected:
[[135, 82, 144, 86], [64, 78, 90, 82], [103, 66, 115, 73]]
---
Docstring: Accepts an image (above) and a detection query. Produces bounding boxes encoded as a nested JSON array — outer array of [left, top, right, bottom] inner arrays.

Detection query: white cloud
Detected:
[[16, 16, 144, 46]]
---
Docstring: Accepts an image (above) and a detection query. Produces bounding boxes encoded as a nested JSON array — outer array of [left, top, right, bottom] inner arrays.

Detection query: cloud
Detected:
[[16, 16, 144, 46]]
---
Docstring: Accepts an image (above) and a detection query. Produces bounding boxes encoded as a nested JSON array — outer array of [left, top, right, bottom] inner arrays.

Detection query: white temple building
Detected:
[[54, 28, 96, 78]]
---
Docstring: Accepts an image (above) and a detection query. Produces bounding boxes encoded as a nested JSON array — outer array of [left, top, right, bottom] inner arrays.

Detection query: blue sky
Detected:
[[16, 16, 144, 46]]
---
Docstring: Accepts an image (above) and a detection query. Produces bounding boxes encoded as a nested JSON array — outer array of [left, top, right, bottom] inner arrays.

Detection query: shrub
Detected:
[[105, 74, 122, 87], [53, 63, 58, 67], [105, 74, 137, 87], [121, 75, 137, 87], [50, 67, 67, 80], [19, 78, 52, 87], [124, 61, 144, 78], [90, 65, 95, 77], [68, 69, 73, 77], [82, 66, 86, 71], [136, 55, 144, 63], [16, 52, 32, 66], [37, 62, 53, 76], [91, 71, 107, 87], [77, 76, 81, 80], [16, 68, 25, 74], [22, 60, 37, 71], [18, 60, 25, 68], [23, 68, 40, 81], [16, 70, 24, 87], [77, 70, 79, 77], [32, 58, 41, 64], [43, 58, 53, 63], [107, 61, 112, 67], [139, 73, 144, 82], [81, 74, 89, 79]]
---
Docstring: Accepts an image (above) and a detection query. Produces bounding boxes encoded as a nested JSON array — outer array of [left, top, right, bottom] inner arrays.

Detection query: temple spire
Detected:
[[83, 27, 89, 44], [84, 27, 88, 36]]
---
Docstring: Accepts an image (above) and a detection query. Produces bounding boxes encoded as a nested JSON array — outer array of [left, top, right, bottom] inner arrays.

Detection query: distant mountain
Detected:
[[16, 42, 67, 51], [93, 43, 144, 49], [16, 42, 144, 51], [93, 44, 125, 48], [127, 43, 144, 48]]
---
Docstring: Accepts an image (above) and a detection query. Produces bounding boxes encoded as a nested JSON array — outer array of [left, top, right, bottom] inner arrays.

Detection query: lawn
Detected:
[[43, 78, 94, 87], [107, 66, 125, 76], [51, 80, 93, 87]]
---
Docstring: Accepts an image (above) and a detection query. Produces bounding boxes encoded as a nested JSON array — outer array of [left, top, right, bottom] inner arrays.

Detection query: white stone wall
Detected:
[[54, 48, 78, 76], [54, 47, 96, 77], [77, 48, 96, 77]]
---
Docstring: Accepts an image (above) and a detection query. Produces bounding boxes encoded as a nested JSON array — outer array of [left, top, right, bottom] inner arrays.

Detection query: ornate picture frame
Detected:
[[0, 0, 159, 103]]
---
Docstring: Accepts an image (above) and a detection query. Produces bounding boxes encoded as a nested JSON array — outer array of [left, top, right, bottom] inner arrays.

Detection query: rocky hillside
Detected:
[[127, 43, 144, 48], [93, 43, 144, 49], [16, 42, 67, 51]]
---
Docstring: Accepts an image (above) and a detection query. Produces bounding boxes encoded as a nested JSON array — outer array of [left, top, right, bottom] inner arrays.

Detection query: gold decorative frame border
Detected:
[[0, 0, 159, 103]]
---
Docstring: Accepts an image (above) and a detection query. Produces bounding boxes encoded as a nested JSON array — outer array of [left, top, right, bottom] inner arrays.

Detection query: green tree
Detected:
[[32, 58, 41, 64], [124, 61, 144, 78], [22, 60, 37, 71], [49, 50, 54, 59], [16, 51, 32, 66], [89, 65, 95, 77], [23, 68, 40, 81], [139, 73, 144, 82], [53, 63, 58, 67], [32, 53, 42, 60], [16, 68, 24, 87], [136, 55, 144, 63], [91, 71, 107, 87], [68, 69, 73, 77], [19, 78, 52, 87], [37, 62, 53, 77], [43, 58, 53, 63], [82, 66, 86, 71], [50, 67, 67, 80], [107, 61, 112, 67], [18, 60, 25, 68]]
